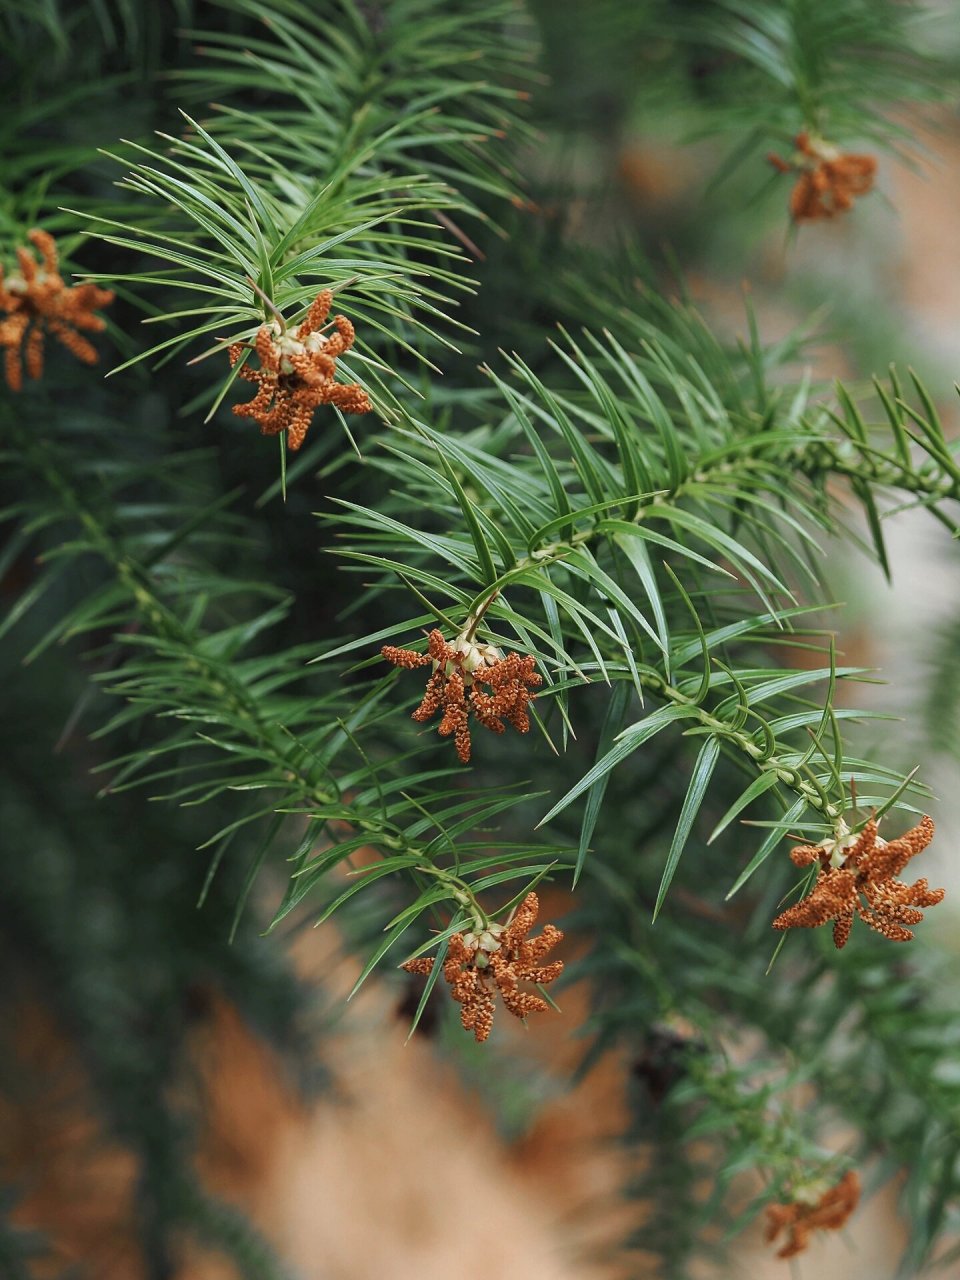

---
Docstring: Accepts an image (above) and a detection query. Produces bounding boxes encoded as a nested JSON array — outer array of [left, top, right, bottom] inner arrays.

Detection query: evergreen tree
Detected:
[[2, 1, 960, 1274]]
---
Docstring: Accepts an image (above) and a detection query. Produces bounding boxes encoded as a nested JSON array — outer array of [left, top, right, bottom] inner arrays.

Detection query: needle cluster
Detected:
[[0, 230, 113, 391], [228, 288, 371, 450]]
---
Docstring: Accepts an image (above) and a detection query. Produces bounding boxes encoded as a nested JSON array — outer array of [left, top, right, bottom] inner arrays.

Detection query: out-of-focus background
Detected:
[[4, 3, 960, 1277]]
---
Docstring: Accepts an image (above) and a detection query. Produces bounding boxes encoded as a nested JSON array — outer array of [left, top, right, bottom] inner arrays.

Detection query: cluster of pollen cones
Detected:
[[402, 891, 562, 1043], [229, 289, 371, 450], [0, 229, 113, 392], [773, 814, 943, 948], [768, 131, 876, 221], [382, 628, 541, 763]]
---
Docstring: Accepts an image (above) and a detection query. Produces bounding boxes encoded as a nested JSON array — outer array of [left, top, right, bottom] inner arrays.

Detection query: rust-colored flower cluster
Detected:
[[228, 289, 371, 450], [773, 815, 943, 948], [0, 229, 113, 391], [768, 131, 876, 222], [765, 1170, 860, 1259], [381, 628, 541, 764], [402, 891, 563, 1043]]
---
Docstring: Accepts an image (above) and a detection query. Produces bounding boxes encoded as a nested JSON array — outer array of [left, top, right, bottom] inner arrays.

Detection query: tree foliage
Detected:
[[3, 0, 960, 1274]]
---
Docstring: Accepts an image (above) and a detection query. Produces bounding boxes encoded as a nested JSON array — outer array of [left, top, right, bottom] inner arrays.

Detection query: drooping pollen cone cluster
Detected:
[[765, 1170, 861, 1259], [0, 229, 114, 392], [402, 891, 563, 1043], [228, 288, 371, 450], [381, 628, 542, 763], [773, 814, 943, 948], [768, 131, 876, 222]]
